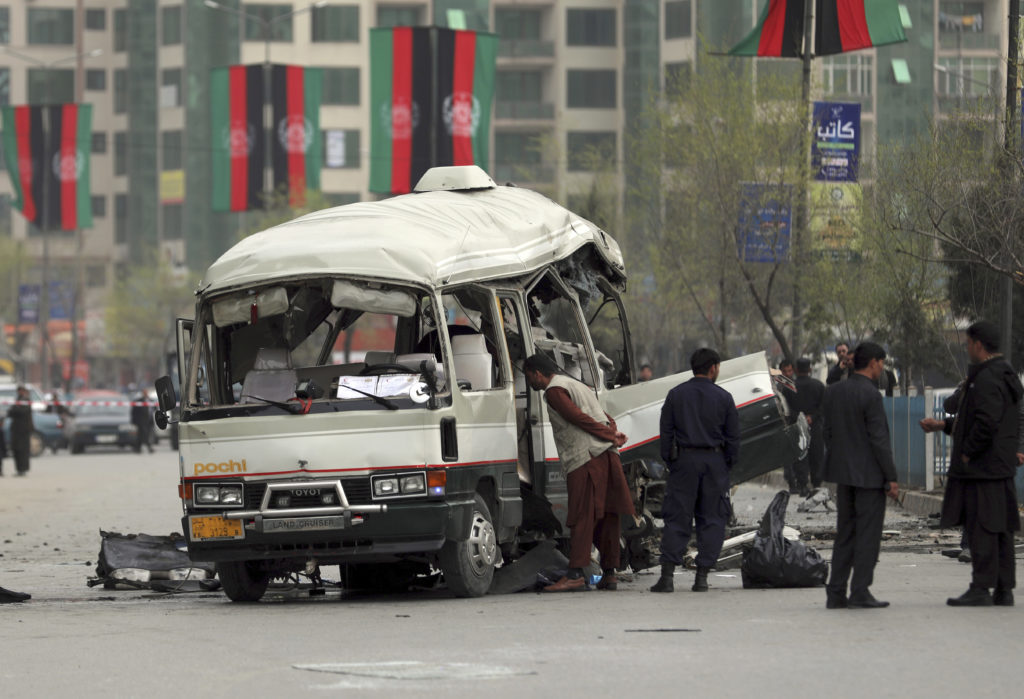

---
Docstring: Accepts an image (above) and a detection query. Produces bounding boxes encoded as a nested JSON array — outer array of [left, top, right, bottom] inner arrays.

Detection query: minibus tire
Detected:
[[439, 494, 497, 598], [218, 560, 270, 602]]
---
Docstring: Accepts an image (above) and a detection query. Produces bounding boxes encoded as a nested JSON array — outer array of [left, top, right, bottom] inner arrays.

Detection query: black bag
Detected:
[[741, 491, 828, 588]]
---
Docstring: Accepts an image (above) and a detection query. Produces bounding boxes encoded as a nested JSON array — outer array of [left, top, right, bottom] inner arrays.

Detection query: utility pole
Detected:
[[1003, 0, 1020, 358], [790, 0, 815, 360]]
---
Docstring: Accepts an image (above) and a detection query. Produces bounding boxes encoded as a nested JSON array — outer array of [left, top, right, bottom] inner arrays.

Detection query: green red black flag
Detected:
[[1, 104, 93, 230], [370, 27, 497, 194], [211, 65, 265, 212], [270, 65, 323, 207], [728, 0, 906, 57]]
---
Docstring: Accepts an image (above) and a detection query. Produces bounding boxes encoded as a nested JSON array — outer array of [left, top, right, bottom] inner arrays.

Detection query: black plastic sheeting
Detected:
[[88, 530, 219, 592], [741, 491, 828, 588]]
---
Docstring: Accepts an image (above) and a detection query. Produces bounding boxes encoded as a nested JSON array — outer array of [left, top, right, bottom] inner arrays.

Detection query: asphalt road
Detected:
[[1, 448, 1021, 698]]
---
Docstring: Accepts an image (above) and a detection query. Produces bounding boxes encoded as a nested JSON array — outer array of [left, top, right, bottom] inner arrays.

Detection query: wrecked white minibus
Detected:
[[155, 165, 803, 601]]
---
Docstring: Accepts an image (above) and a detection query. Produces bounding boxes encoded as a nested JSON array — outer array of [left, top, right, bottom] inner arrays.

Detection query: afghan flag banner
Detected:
[[270, 64, 322, 207], [815, 0, 907, 56], [370, 27, 433, 194], [434, 28, 497, 171], [1, 104, 92, 230], [727, 0, 806, 57], [211, 65, 265, 212]]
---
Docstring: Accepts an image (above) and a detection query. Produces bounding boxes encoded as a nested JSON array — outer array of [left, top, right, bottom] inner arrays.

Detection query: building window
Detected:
[[28, 69, 74, 104], [822, 55, 873, 96], [664, 62, 691, 93], [242, 4, 294, 41], [495, 8, 542, 39], [0, 194, 10, 236], [92, 132, 107, 154], [0, 7, 10, 44], [567, 131, 616, 171], [161, 68, 182, 108], [494, 130, 549, 181], [162, 204, 183, 239], [85, 8, 106, 31], [86, 69, 106, 91], [162, 131, 183, 170], [91, 196, 106, 218], [115, 194, 129, 244], [162, 5, 182, 45], [0, 68, 9, 105], [321, 67, 360, 105], [312, 5, 359, 42], [664, 1, 692, 39], [497, 70, 542, 103], [566, 9, 615, 46], [114, 9, 127, 52], [323, 129, 360, 168], [377, 5, 423, 28], [114, 132, 127, 176], [28, 8, 74, 45], [114, 70, 128, 113], [86, 265, 107, 288], [567, 70, 616, 108], [936, 56, 998, 96]]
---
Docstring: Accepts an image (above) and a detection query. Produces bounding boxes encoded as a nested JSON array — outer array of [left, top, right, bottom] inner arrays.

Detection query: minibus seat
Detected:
[[364, 351, 396, 366], [452, 333, 492, 390], [240, 348, 297, 403]]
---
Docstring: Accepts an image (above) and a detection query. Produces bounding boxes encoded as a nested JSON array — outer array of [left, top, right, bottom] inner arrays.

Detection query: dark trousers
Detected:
[[565, 458, 624, 571], [828, 484, 886, 597], [658, 453, 730, 568], [805, 422, 825, 487], [12, 446, 29, 474], [964, 491, 1016, 590]]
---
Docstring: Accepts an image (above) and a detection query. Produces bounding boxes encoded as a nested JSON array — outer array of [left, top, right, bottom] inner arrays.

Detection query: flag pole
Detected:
[[1002, 0, 1020, 358], [790, 0, 815, 360]]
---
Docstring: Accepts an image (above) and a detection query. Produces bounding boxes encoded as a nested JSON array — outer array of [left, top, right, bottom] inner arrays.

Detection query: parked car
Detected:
[[0, 383, 68, 456], [64, 395, 141, 454]]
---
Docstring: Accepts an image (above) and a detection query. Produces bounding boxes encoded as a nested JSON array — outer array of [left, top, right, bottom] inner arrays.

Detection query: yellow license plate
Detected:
[[190, 515, 244, 541]]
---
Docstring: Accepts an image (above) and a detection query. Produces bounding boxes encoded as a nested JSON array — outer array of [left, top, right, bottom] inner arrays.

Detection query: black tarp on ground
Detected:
[[88, 530, 219, 592], [741, 491, 828, 588]]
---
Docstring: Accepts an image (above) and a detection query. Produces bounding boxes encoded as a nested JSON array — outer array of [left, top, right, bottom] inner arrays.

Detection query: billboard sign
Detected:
[[738, 183, 792, 263], [812, 101, 860, 182]]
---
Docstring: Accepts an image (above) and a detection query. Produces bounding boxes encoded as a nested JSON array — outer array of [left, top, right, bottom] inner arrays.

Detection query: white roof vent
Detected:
[[414, 165, 497, 192]]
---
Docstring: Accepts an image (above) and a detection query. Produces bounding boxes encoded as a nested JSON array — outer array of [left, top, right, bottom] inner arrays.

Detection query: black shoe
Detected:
[[826, 593, 848, 609], [941, 549, 963, 559], [993, 589, 1014, 607], [947, 586, 993, 607], [595, 571, 617, 591], [650, 562, 675, 592], [692, 567, 709, 592], [0, 587, 31, 603], [848, 592, 889, 608], [957, 549, 972, 563]]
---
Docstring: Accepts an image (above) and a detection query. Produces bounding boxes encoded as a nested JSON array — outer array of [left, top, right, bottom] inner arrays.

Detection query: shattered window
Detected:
[[526, 273, 595, 386], [580, 285, 631, 388]]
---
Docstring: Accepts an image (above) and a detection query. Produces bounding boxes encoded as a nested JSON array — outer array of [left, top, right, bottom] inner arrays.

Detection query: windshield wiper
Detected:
[[337, 384, 399, 410], [242, 395, 305, 414]]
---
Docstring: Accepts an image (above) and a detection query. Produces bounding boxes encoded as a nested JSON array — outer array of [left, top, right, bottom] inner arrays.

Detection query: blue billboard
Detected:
[[812, 101, 860, 182], [738, 183, 791, 263], [17, 281, 74, 323]]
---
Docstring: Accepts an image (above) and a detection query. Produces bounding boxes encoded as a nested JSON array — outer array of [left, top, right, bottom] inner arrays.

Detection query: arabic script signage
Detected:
[[812, 101, 860, 182], [737, 183, 792, 263]]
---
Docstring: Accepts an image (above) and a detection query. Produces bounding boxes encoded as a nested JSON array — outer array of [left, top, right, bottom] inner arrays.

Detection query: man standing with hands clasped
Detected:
[[822, 342, 900, 609], [523, 354, 635, 592], [920, 321, 1022, 607], [651, 348, 739, 593]]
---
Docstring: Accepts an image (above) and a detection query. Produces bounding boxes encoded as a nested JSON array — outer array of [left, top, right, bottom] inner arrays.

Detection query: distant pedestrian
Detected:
[[7, 386, 34, 476], [638, 363, 654, 382], [779, 359, 795, 380], [919, 321, 1021, 607], [131, 392, 154, 453], [777, 359, 800, 492], [826, 342, 852, 385], [523, 354, 634, 592], [651, 348, 740, 593], [822, 342, 900, 609], [0, 411, 7, 476], [791, 358, 826, 491]]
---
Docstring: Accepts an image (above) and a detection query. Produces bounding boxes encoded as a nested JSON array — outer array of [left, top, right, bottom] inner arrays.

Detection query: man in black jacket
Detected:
[[822, 342, 900, 609], [920, 321, 1022, 607], [7, 386, 34, 476], [792, 358, 825, 490]]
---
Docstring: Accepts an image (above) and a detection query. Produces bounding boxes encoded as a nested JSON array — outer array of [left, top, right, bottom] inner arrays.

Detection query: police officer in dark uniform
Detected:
[[651, 348, 740, 593]]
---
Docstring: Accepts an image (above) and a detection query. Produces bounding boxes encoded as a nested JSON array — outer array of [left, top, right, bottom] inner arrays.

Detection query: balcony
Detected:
[[495, 101, 555, 120], [498, 39, 555, 58], [938, 32, 1000, 51]]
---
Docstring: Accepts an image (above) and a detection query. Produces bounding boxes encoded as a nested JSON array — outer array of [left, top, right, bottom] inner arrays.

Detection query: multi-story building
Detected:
[[0, 0, 1010, 386]]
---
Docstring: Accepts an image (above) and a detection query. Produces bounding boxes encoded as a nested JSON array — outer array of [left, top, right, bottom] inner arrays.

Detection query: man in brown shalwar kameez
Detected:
[[523, 354, 635, 592]]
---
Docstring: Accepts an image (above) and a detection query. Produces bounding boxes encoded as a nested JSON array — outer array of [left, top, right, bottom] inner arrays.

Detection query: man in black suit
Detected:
[[822, 342, 900, 609], [792, 358, 825, 490]]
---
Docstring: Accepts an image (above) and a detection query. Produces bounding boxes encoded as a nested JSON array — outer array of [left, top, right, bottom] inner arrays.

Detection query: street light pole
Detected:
[[0, 47, 102, 391]]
